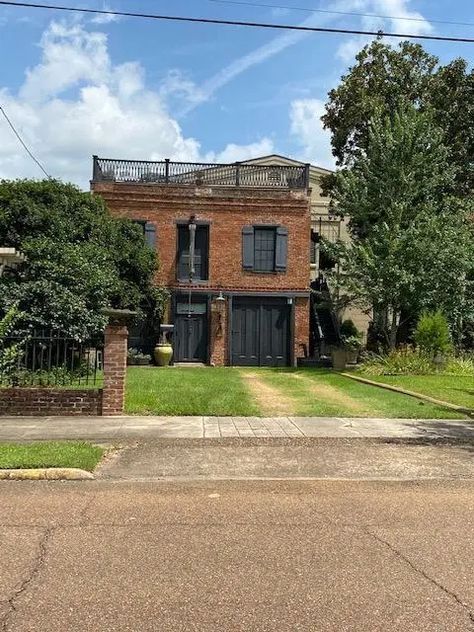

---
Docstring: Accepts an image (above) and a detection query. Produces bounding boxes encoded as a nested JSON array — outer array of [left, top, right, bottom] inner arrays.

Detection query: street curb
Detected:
[[0, 468, 94, 480], [341, 372, 474, 418]]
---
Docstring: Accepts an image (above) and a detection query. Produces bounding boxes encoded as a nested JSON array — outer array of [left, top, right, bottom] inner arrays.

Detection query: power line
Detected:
[[208, 0, 474, 29], [0, 104, 51, 179], [1, 1, 474, 43]]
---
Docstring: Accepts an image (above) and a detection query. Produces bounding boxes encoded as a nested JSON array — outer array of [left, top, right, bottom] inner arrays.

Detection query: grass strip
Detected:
[[0, 441, 104, 471]]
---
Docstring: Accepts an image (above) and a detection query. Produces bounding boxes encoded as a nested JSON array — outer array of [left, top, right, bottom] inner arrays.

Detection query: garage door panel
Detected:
[[260, 304, 289, 366], [231, 304, 259, 366], [232, 299, 290, 367]]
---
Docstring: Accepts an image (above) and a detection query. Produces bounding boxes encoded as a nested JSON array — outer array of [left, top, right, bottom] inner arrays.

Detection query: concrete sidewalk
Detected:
[[0, 415, 472, 441]]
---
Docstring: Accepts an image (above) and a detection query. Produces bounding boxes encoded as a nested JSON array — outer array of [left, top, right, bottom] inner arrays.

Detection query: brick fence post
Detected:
[[102, 322, 128, 416]]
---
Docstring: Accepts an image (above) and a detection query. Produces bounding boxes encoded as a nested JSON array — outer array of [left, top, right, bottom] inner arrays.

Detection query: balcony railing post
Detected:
[[235, 162, 241, 186], [92, 155, 99, 181], [304, 163, 311, 189], [165, 158, 170, 183]]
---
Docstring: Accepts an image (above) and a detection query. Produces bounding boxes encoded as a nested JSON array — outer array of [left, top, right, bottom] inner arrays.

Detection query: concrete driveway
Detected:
[[1, 479, 474, 631]]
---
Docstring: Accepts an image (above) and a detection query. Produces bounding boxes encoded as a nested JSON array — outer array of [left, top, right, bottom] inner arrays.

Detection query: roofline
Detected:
[[242, 153, 334, 174]]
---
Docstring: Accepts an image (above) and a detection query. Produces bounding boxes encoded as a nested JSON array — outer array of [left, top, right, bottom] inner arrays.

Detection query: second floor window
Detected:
[[242, 224, 288, 273], [177, 223, 209, 281], [254, 227, 276, 272]]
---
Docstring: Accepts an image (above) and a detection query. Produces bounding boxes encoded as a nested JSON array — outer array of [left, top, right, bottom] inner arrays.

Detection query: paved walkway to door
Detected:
[[0, 415, 472, 442]]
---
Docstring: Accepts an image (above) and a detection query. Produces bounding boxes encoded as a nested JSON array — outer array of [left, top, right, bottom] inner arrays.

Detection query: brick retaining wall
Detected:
[[0, 388, 103, 416]]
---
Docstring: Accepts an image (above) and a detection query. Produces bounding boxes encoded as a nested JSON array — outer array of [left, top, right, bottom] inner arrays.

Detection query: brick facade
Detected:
[[93, 181, 311, 366], [0, 388, 102, 416], [92, 183, 310, 293]]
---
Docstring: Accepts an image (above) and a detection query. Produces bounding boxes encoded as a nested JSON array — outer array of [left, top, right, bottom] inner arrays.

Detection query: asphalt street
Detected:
[[1, 478, 474, 631]]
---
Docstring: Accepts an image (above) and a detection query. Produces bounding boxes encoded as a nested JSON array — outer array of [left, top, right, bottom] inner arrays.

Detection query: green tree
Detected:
[[0, 179, 166, 338], [322, 39, 474, 197], [328, 106, 474, 348]]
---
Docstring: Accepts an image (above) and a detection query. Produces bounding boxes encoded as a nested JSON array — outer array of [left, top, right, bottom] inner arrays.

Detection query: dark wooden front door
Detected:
[[231, 298, 290, 366], [174, 312, 208, 362]]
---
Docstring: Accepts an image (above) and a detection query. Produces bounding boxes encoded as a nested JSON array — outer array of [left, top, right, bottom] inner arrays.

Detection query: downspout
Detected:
[[187, 216, 196, 317]]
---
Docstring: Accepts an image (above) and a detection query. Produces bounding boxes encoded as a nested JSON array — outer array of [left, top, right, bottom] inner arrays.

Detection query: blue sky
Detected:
[[0, 0, 473, 187]]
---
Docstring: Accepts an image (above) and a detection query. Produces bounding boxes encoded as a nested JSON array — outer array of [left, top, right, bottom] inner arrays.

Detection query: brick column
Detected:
[[102, 323, 128, 415], [209, 299, 227, 366], [293, 297, 310, 366]]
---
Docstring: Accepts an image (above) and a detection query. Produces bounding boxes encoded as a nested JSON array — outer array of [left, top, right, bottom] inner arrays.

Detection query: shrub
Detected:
[[340, 319, 359, 338], [340, 319, 362, 351], [358, 346, 434, 375], [444, 355, 474, 376], [414, 311, 452, 357]]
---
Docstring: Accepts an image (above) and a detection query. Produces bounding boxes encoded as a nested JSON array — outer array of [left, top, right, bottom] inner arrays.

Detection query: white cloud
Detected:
[[159, 69, 205, 109], [289, 99, 335, 169], [178, 0, 432, 113], [90, 1, 121, 24], [0, 21, 272, 188], [336, 0, 433, 63], [205, 138, 274, 163], [180, 1, 356, 116]]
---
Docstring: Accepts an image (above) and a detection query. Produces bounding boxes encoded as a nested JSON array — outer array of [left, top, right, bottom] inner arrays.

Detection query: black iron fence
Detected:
[[92, 156, 310, 189], [0, 330, 104, 387]]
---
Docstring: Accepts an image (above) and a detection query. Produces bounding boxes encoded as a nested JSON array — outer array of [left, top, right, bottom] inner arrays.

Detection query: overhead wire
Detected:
[[0, 104, 51, 178], [207, 0, 474, 30], [0, 1, 474, 43]]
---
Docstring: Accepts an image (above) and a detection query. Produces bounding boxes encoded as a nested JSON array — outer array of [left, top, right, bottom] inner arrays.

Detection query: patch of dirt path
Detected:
[[241, 372, 297, 416], [288, 373, 372, 416]]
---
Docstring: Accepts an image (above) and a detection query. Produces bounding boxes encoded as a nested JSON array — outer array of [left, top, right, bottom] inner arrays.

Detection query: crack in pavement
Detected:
[[0, 493, 97, 632], [1, 526, 53, 632], [301, 505, 474, 628], [364, 528, 474, 628]]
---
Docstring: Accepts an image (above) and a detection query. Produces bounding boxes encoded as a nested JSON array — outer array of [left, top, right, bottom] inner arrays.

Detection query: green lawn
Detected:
[[0, 441, 104, 471], [367, 374, 474, 410], [250, 368, 464, 418], [125, 367, 466, 418], [125, 367, 260, 416]]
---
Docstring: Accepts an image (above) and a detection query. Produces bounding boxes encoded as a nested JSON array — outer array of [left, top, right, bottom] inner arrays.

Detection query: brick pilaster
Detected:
[[102, 323, 128, 415], [209, 299, 227, 366]]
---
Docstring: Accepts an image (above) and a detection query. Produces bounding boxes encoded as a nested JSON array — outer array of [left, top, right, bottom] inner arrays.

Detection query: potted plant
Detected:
[[340, 320, 363, 365], [127, 348, 151, 366]]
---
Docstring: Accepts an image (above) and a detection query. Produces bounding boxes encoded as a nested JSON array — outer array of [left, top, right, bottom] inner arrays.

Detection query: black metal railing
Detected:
[[92, 156, 310, 189], [0, 330, 104, 387]]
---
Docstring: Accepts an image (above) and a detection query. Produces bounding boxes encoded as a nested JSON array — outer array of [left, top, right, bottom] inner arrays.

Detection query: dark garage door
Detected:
[[231, 298, 290, 366]]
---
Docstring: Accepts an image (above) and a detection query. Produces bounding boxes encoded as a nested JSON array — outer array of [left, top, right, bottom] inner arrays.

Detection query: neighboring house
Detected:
[[244, 155, 371, 346], [91, 156, 311, 367]]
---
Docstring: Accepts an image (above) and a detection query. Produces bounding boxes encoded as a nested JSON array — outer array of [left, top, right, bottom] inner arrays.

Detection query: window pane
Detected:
[[254, 228, 275, 272]]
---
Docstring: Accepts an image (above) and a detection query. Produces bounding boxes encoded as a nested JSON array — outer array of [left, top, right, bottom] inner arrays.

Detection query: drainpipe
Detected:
[[187, 216, 197, 318], [188, 216, 196, 280]]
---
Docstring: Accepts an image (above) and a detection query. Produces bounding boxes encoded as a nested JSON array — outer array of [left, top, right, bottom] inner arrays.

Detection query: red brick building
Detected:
[[92, 157, 311, 367]]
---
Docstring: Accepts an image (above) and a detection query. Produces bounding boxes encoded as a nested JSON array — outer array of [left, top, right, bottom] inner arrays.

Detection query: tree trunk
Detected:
[[389, 309, 399, 350]]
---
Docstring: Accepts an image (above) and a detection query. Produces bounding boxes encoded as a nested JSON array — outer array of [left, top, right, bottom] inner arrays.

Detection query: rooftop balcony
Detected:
[[92, 156, 310, 190]]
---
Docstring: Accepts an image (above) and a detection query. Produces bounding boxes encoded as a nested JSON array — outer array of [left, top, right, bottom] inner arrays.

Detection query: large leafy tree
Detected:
[[0, 179, 166, 338], [322, 39, 474, 197], [329, 106, 474, 348]]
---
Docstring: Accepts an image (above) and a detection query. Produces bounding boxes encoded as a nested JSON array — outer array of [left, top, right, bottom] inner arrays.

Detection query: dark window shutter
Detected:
[[242, 225, 255, 270], [275, 226, 288, 272], [144, 222, 156, 249]]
